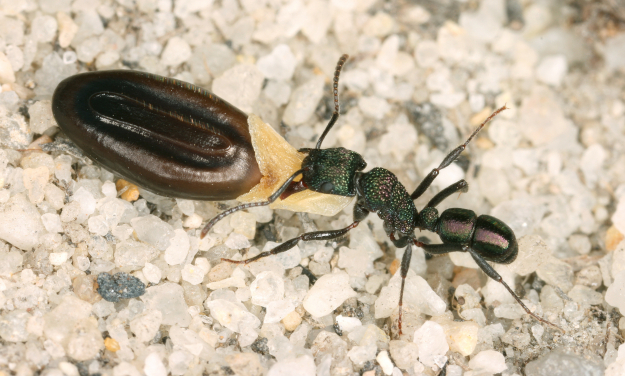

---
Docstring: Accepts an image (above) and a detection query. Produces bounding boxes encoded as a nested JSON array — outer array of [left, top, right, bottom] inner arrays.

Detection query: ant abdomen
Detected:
[[471, 214, 518, 264], [437, 208, 518, 264]]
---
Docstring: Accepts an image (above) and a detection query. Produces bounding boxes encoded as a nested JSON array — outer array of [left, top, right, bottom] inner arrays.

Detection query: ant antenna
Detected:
[[463, 104, 508, 147], [315, 54, 349, 149]]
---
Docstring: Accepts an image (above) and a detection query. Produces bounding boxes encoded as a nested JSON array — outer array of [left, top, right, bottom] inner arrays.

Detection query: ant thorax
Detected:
[[357, 167, 418, 237]]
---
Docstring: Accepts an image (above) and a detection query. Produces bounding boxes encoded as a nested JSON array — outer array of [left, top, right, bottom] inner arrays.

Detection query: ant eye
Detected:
[[320, 182, 334, 194]]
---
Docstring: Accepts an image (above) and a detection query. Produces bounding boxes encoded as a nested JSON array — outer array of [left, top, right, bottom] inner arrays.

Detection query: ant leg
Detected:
[[200, 167, 307, 238], [413, 241, 464, 255], [223, 221, 360, 264], [410, 105, 508, 201], [425, 179, 468, 208], [397, 242, 412, 335], [298, 264, 318, 284], [389, 233, 410, 248], [466, 247, 564, 332]]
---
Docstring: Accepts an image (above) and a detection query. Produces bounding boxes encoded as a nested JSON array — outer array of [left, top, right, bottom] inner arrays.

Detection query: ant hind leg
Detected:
[[466, 247, 564, 332]]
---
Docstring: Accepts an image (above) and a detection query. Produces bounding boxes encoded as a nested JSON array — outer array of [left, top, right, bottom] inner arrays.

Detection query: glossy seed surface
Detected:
[[52, 70, 261, 200]]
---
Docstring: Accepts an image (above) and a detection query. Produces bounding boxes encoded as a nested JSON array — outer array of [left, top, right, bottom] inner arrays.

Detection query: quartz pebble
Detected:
[[207, 267, 246, 290], [536, 55, 568, 86], [130, 310, 162, 343], [575, 265, 602, 289], [264, 299, 297, 324], [606, 271, 625, 314], [435, 318, 479, 356], [212, 64, 264, 113], [413, 321, 449, 368], [267, 355, 315, 376], [525, 349, 604, 376], [510, 235, 552, 276], [144, 353, 167, 376], [181, 262, 208, 285], [375, 271, 446, 318], [0, 310, 30, 342], [250, 271, 284, 307], [43, 295, 103, 361], [161, 37, 192, 67], [389, 340, 419, 370], [282, 76, 325, 126], [28, 100, 56, 133], [536, 257, 574, 293], [303, 271, 357, 317], [142, 283, 190, 327], [164, 229, 190, 265], [568, 285, 603, 305], [376, 351, 394, 375], [0, 194, 45, 251], [205, 298, 260, 336], [256, 44, 296, 81], [336, 315, 362, 333], [468, 350, 507, 375], [348, 344, 377, 365], [131, 215, 174, 251], [225, 353, 264, 376]]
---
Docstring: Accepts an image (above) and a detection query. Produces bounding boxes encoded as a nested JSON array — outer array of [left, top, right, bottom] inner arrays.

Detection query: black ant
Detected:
[[201, 54, 562, 334]]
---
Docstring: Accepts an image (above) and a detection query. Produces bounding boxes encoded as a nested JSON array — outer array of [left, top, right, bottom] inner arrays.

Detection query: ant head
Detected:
[[301, 148, 366, 196]]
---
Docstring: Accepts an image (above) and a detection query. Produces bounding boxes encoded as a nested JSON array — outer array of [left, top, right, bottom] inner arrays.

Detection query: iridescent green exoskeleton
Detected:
[[201, 55, 562, 334]]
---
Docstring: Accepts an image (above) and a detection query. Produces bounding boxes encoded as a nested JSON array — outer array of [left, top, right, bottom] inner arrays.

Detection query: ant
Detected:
[[201, 54, 562, 334]]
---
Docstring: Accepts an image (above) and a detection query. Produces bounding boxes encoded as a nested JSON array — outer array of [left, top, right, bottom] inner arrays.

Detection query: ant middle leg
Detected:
[[222, 221, 360, 264]]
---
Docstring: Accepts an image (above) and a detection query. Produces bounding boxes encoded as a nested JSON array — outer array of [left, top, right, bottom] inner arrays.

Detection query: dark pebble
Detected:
[[97, 272, 146, 302]]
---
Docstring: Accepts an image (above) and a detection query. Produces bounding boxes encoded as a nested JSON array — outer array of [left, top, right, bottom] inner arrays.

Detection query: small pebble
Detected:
[[469, 350, 507, 374], [161, 37, 192, 67], [525, 349, 604, 376], [282, 76, 325, 126], [97, 272, 146, 302], [281, 310, 302, 331], [104, 337, 120, 352], [413, 321, 449, 368], [606, 226, 624, 251], [575, 265, 602, 289], [303, 271, 356, 317], [72, 274, 101, 304], [376, 350, 394, 375]]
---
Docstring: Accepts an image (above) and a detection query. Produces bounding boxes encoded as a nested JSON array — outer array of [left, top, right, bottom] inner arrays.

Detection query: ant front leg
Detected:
[[411, 105, 508, 201], [396, 242, 413, 335], [222, 221, 360, 264], [201, 167, 308, 238], [425, 179, 468, 208]]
